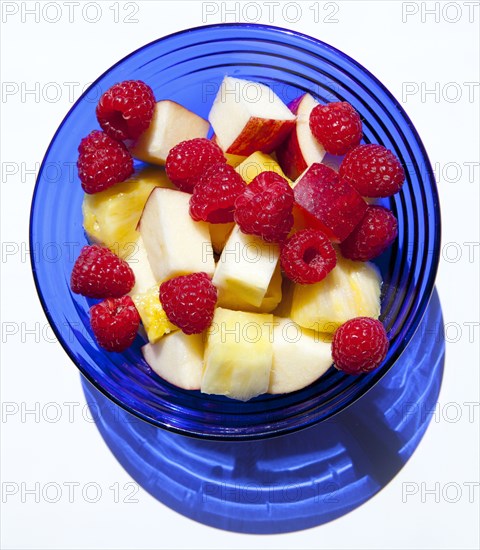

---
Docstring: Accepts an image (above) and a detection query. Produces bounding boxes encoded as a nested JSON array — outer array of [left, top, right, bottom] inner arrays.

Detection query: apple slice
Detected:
[[142, 331, 204, 390], [268, 317, 332, 394], [213, 225, 280, 308], [211, 135, 246, 167], [138, 188, 215, 281], [235, 151, 291, 185], [125, 235, 158, 295], [208, 76, 296, 156], [293, 163, 367, 243], [276, 93, 326, 180], [130, 100, 209, 165]]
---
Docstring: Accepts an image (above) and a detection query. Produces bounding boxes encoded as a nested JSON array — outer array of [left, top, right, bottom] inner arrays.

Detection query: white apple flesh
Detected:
[[126, 235, 158, 295], [208, 76, 296, 156], [138, 188, 215, 281], [268, 317, 332, 394], [142, 331, 204, 390], [130, 100, 209, 165], [276, 93, 326, 180]]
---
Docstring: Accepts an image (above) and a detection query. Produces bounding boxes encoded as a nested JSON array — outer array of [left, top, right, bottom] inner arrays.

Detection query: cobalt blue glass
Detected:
[[30, 24, 441, 440], [80, 289, 445, 533]]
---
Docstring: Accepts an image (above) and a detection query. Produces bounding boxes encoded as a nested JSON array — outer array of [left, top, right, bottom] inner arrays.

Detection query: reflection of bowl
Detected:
[[30, 23, 441, 440]]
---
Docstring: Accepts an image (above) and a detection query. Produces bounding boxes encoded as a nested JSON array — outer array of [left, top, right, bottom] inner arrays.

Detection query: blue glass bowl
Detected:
[[30, 23, 441, 440]]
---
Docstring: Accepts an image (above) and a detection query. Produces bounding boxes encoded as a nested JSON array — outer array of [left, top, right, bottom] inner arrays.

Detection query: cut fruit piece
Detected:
[[211, 135, 247, 167], [291, 253, 382, 333], [293, 163, 367, 243], [130, 100, 209, 165], [290, 204, 309, 236], [201, 308, 273, 401], [276, 94, 326, 180], [217, 262, 282, 313], [213, 225, 280, 308], [131, 284, 177, 343], [272, 276, 295, 319], [126, 236, 157, 295], [142, 331, 204, 390], [224, 152, 247, 167], [235, 151, 291, 185], [208, 76, 296, 156], [209, 222, 234, 254], [82, 166, 174, 259], [268, 317, 332, 394], [138, 188, 215, 281]]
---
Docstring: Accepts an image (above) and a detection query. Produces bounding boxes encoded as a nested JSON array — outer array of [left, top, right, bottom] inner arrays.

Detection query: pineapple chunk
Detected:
[[82, 166, 174, 259], [209, 222, 234, 254], [224, 152, 247, 167], [131, 285, 177, 344], [217, 262, 282, 313], [130, 100, 210, 165], [142, 331, 204, 390], [291, 254, 382, 333], [202, 308, 274, 401], [235, 151, 291, 184], [268, 317, 332, 394], [213, 225, 280, 308], [272, 276, 295, 318]]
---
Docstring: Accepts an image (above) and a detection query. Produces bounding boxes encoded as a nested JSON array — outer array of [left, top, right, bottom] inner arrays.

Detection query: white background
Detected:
[[1, 1, 479, 548]]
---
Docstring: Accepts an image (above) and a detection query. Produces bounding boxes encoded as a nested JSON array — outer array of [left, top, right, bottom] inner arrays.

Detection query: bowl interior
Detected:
[[30, 24, 440, 440]]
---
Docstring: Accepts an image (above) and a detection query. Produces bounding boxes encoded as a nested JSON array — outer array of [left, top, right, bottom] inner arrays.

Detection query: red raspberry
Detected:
[[339, 144, 405, 197], [159, 273, 217, 335], [281, 229, 337, 284], [189, 163, 246, 223], [340, 205, 398, 261], [77, 130, 134, 194], [309, 102, 362, 156], [332, 317, 389, 375], [71, 245, 135, 298], [90, 296, 140, 352], [166, 138, 226, 193], [234, 172, 294, 243], [96, 80, 155, 141]]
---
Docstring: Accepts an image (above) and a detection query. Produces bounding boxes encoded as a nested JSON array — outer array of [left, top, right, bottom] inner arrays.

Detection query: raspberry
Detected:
[[309, 102, 362, 156], [166, 138, 226, 193], [281, 229, 337, 284], [332, 317, 389, 375], [234, 172, 294, 243], [71, 244, 135, 298], [96, 80, 155, 141], [90, 296, 140, 352], [159, 273, 217, 335], [339, 144, 405, 197], [189, 163, 246, 223], [77, 130, 134, 194], [340, 205, 398, 261]]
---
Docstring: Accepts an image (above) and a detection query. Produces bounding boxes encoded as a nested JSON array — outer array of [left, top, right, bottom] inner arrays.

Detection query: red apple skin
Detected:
[[293, 163, 367, 243], [226, 117, 295, 156], [276, 126, 308, 181], [276, 95, 307, 180]]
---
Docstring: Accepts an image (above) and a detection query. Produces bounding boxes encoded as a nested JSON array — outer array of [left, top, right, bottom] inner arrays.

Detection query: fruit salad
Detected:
[[71, 76, 405, 401]]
